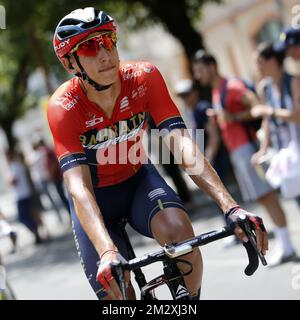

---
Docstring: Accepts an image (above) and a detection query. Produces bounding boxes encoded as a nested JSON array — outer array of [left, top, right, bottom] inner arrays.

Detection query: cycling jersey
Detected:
[[47, 62, 186, 187]]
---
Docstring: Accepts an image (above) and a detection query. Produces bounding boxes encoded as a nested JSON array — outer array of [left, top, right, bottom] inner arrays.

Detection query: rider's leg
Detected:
[[69, 193, 137, 300], [150, 207, 203, 297]]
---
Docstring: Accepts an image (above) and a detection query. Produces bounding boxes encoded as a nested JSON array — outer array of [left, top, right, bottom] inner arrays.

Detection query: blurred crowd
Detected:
[[0, 139, 70, 252]]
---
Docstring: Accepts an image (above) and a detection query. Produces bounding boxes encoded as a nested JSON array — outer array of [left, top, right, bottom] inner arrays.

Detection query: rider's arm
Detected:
[[164, 129, 267, 254], [147, 64, 267, 252], [164, 129, 237, 213], [146, 65, 237, 213], [63, 165, 117, 256]]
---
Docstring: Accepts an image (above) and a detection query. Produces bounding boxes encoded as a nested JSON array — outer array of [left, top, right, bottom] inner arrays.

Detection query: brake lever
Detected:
[[243, 220, 267, 267], [111, 260, 128, 300]]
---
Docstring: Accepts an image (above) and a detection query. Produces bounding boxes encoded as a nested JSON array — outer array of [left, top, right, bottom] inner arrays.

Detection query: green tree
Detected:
[[0, 0, 220, 149]]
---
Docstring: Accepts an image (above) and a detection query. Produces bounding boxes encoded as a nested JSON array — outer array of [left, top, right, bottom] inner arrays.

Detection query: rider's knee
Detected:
[[158, 215, 193, 244]]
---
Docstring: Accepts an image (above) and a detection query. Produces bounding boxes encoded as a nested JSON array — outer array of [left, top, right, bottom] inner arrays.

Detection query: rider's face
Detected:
[[69, 33, 120, 85]]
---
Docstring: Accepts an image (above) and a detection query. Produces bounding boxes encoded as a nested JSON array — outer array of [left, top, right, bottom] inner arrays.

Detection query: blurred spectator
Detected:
[[275, 26, 300, 61], [192, 51, 297, 265], [0, 210, 17, 254], [252, 42, 300, 208], [31, 139, 70, 222], [6, 149, 46, 245]]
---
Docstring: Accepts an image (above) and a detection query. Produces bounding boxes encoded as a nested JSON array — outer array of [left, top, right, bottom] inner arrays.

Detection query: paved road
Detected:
[[1, 187, 300, 300]]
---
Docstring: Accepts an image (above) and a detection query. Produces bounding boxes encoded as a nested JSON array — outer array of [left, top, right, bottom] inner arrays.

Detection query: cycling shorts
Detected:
[[69, 164, 186, 299]]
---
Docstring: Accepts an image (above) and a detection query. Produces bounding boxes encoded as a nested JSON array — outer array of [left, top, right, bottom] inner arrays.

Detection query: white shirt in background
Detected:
[[9, 161, 32, 201]]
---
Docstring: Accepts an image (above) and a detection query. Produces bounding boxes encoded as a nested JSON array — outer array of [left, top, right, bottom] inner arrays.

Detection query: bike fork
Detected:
[[119, 219, 154, 299], [163, 260, 190, 300]]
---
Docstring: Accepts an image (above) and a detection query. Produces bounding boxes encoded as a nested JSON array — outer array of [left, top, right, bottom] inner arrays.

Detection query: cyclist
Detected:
[[48, 7, 268, 300]]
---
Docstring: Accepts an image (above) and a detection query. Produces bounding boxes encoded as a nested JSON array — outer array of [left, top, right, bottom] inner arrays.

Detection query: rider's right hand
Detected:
[[96, 251, 129, 300]]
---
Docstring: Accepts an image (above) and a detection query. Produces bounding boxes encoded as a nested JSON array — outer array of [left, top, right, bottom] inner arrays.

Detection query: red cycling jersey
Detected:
[[47, 62, 186, 187]]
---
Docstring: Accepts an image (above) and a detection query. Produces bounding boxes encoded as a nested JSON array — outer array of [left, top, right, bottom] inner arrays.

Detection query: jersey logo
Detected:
[[131, 84, 147, 100], [120, 96, 129, 112], [85, 116, 104, 128], [175, 285, 189, 299], [148, 188, 166, 201]]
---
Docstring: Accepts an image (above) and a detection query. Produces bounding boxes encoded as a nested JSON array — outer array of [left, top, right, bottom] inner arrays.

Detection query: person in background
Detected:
[[6, 150, 46, 245], [251, 41, 300, 232], [275, 26, 300, 61], [192, 51, 296, 266], [32, 139, 70, 222], [0, 210, 17, 254]]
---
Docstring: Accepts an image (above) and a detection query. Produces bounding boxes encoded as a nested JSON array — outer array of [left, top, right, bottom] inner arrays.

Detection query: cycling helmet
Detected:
[[53, 7, 117, 91]]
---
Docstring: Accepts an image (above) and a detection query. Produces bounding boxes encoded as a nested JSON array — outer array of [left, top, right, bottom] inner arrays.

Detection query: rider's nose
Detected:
[[97, 46, 111, 63]]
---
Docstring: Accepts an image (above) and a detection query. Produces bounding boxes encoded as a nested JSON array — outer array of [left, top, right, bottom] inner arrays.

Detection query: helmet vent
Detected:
[[59, 18, 81, 27], [57, 29, 78, 39], [81, 19, 101, 29]]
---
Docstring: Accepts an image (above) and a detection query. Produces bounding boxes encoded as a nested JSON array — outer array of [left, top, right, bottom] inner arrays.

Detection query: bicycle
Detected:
[[111, 216, 268, 300]]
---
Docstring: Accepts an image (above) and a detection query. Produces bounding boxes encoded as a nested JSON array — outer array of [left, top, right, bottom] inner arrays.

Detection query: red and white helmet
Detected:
[[53, 7, 117, 61]]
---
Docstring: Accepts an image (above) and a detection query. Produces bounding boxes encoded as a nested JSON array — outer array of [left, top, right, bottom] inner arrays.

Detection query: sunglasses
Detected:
[[71, 32, 117, 57]]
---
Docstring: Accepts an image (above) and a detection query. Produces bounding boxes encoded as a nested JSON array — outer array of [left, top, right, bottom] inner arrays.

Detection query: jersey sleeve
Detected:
[[145, 65, 186, 132], [47, 99, 88, 173]]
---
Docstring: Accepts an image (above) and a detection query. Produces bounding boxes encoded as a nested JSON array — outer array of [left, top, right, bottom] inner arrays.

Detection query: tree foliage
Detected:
[[0, 0, 221, 147]]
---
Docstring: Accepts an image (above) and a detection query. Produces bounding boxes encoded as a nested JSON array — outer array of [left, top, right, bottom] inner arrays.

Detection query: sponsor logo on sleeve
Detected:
[[143, 63, 155, 73], [55, 92, 78, 111]]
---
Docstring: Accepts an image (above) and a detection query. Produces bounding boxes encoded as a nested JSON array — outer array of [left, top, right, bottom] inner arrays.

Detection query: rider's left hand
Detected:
[[225, 206, 268, 255]]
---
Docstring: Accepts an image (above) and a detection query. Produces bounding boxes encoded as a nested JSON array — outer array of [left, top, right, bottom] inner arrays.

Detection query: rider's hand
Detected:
[[96, 251, 130, 300], [225, 206, 268, 255]]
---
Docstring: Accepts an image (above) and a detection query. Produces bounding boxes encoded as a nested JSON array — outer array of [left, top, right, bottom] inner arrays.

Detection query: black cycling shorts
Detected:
[[69, 164, 185, 299]]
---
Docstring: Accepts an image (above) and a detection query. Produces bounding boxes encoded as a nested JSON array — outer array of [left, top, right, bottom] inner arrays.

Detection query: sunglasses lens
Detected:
[[76, 33, 117, 56], [77, 39, 98, 56]]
